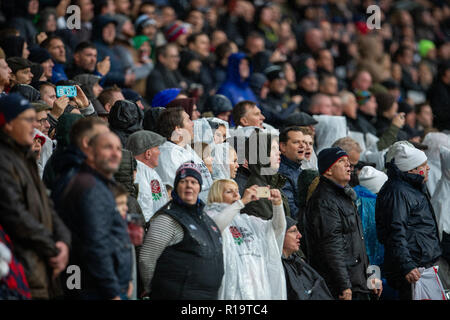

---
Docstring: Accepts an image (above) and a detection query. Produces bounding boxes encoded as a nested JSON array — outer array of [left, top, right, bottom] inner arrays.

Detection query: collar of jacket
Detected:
[[171, 189, 205, 218], [280, 154, 302, 171], [386, 160, 425, 191], [320, 175, 354, 198], [0, 129, 35, 159], [358, 109, 377, 125]]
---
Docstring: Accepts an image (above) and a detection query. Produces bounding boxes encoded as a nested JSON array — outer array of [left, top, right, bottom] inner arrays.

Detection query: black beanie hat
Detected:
[[204, 94, 233, 116], [318, 147, 348, 175], [285, 216, 298, 232], [173, 162, 203, 191], [28, 47, 52, 64]]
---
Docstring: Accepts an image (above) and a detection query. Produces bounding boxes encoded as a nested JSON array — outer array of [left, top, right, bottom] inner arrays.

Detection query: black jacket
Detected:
[[427, 78, 450, 131], [304, 176, 369, 298], [282, 253, 334, 300], [145, 63, 186, 101], [260, 92, 300, 128], [375, 161, 442, 287]]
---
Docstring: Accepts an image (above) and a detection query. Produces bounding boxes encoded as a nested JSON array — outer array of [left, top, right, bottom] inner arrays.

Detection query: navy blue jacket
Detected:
[[59, 164, 132, 299], [278, 154, 302, 219], [376, 161, 441, 286]]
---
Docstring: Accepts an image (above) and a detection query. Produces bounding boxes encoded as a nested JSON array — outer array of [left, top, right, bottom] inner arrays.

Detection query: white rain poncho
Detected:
[[135, 160, 170, 222], [348, 130, 387, 170], [193, 118, 214, 145], [423, 132, 450, 197], [205, 202, 287, 300], [206, 117, 231, 141], [155, 141, 213, 203], [431, 146, 450, 241], [211, 142, 232, 180], [229, 124, 279, 140], [312, 115, 347, 153], [34, 128, 54, 178]]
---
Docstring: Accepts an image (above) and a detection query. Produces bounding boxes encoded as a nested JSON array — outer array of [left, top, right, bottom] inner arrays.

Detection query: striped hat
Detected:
[[164, 22, 188, 42]]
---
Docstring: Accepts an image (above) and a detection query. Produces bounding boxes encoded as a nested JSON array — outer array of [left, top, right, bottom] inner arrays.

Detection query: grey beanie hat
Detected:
[[126, 130, 166, 156]]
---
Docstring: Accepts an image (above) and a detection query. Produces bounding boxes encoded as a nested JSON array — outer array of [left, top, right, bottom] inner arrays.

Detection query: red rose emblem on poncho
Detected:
[[151, 180, 161, 193]]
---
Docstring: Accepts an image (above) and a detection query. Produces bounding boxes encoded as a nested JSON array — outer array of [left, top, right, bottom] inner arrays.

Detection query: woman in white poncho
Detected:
[[204, 179, 287, 300]]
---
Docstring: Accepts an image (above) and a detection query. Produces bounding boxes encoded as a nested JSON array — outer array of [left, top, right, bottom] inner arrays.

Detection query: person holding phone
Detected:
[[241, 129, 291, 220], [204, 179, 287, 299]]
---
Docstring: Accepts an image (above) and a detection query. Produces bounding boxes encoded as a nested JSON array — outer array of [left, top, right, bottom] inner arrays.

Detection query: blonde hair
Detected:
[[207, 179, 238, 204]]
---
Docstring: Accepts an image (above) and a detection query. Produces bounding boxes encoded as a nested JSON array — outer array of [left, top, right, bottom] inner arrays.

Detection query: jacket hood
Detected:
[[225, 52, 252, 87], [386, 159, 425, 190], [0, 36, 25, 58], [440, 146, 450, 180], [73, 74, 101, 100], [54, 113, 84, 149], [108, 100, 144, 133], [92, 14, 118, 42], [10, 84, 40, 102], [246, 130, 279, 185]]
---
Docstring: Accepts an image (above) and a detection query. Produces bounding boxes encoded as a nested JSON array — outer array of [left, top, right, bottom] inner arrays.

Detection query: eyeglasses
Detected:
[[37, 118, 48, 124]]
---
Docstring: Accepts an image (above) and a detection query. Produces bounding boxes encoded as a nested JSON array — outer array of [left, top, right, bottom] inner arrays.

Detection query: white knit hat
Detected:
[[359, 166, 388, 194], [393, 143, 428, 172]]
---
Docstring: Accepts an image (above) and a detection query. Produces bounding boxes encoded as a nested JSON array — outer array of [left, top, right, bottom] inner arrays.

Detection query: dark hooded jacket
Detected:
[[0, 36, 26, 58], [73, 74, 104, 115], [92, 15, 127, 87], [9, 0, 38, 45], [108, 100, 144, 147], [43, 114, 85, 200], [217, 52, 257, 106], [241, 130, 290, 220], [375, 161, 442, 288]]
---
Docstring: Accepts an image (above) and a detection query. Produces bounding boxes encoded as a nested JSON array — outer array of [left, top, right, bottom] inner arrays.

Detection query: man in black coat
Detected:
[[145, 43, 187, 102], [304, 147, 382, 300], [376, 143, 448, 300], [427, 61, 450, 131]]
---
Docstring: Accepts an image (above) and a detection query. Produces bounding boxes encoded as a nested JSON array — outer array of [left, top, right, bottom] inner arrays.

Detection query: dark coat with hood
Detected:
[[108, 100, 144, 147], [9, 0, 38, 45], [217, 52, 257, 106], [0, 36, 26, 59], [303, 176, 370, 298], [43, 113, 84, 194], [375, 160, 442, 288], [92, 15, 126, 87], [0, 130, 71, 299], [241, 130, 290, 220]]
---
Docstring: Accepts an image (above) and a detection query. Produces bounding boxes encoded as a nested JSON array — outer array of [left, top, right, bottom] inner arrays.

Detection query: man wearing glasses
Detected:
[[0, 93, 71, 299]]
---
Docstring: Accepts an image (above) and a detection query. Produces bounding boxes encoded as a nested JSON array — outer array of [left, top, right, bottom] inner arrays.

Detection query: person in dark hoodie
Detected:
[[0, 35, 28, 59], [217, 52, 257, 106], [241, 129, 290, 220], [44, 116, 109, 206], [9, 0, 39, 45], [93, 15, 133, 88], [73, 74, 104, 116], [108, 100, 144, 146]]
